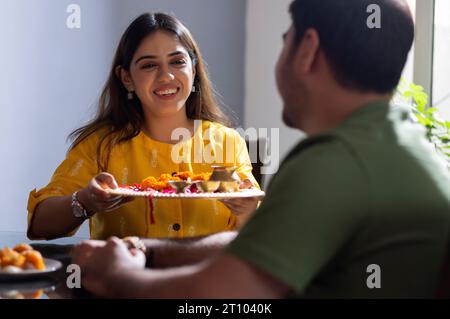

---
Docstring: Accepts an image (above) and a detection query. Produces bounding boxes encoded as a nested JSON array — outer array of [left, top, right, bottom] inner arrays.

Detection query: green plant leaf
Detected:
[[414, 96, 428, 112], [416, 114, 432, 126], [403, 91, 413, 98], [397, 78, 450, 164], [416, 103, 426, 113], [410, 83, 424, 92], [435, 121, 445, 129], [425, 108, 439, 115]]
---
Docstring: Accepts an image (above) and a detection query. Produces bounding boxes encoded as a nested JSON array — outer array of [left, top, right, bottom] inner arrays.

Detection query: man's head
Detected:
[[276, 0, 415, 130]]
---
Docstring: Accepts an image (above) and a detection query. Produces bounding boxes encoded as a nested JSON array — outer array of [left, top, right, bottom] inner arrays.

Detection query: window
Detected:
[[433, 0, 450, 120], [402, 0, 416, 83]]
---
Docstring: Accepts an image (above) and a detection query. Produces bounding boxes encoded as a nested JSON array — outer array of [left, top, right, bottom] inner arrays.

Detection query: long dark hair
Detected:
[[68, 12, 231, 171]]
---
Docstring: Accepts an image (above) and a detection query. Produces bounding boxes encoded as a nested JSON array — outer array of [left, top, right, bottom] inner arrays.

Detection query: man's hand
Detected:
[[72, 237, 146, 296], [70, 235, 289, 298]]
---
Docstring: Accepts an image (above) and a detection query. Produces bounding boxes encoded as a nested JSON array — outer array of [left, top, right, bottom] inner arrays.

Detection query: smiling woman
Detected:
[[119, 32, 198, 125], [26, 13, 259, 241]]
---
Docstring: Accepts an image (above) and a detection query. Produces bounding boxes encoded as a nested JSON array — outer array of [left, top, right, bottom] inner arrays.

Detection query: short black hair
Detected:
[[289, 0, 415, 93]]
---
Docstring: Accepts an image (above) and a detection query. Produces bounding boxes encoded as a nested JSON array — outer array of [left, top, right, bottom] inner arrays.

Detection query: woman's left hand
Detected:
[[220, 197, 259, 228]]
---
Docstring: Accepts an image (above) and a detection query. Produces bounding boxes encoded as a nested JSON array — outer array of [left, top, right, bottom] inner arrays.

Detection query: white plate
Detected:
[[0, 258, 63, 280], [107, 188, 266, 200]]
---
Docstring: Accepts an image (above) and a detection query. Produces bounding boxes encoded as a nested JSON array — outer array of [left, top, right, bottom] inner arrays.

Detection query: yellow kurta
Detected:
[[27, 121, 258, 240]]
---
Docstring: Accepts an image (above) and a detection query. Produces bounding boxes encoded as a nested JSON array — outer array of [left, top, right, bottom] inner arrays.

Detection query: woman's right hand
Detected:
[[78, 172, 133, 213]]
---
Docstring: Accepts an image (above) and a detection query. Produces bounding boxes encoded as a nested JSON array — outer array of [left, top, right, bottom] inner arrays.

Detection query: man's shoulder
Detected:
[[270, 135, 367, 197], [282, 134, 358, 172]]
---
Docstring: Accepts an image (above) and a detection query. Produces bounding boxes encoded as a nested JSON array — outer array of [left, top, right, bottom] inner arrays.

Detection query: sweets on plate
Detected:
[[0, 244, 46, 273], [134, 171, 214, 193], [121, 167, 253, 194]]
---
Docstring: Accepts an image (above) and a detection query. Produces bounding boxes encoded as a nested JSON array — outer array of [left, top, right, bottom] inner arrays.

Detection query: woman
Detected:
[[27, 13, 259, 240]]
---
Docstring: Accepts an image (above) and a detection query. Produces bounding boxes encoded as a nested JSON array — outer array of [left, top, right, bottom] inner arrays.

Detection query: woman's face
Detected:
[[124, 30, 196, 118]]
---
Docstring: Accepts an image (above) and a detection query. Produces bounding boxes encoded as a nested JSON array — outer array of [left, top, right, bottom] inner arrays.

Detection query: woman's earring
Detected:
[[128, 91, 134, 100], [191, 85, 197, 93]]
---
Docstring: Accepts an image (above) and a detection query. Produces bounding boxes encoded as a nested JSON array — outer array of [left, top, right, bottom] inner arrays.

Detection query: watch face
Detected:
[[73, 205, 85, 218]]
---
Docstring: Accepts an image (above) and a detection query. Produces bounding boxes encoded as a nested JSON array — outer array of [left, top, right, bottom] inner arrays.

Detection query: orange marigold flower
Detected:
[[191, 173, 212, 181]]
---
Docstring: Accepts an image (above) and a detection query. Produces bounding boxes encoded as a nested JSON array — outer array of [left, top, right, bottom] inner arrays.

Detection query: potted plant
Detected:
[[396, 78, 450, 167]]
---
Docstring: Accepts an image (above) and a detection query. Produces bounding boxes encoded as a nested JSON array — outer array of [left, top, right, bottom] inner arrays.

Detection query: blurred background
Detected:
[[0, 0, 448, 239]]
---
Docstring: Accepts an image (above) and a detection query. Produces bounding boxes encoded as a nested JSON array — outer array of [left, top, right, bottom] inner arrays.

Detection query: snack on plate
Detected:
[[136, 171, 213, 193], [0, 244, 46, 272], [122, 167, 251, 194], [13, 243, 33, 253]]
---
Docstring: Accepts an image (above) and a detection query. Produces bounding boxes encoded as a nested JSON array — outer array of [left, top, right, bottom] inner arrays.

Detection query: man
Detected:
[[72, 0, 450, 298]]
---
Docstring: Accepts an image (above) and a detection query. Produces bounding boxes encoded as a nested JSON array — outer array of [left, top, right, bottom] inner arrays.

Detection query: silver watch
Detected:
[[71, 191, 93, 219]]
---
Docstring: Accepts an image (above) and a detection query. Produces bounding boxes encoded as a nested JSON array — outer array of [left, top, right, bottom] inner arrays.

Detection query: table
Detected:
[[0, 231, 90, 299]]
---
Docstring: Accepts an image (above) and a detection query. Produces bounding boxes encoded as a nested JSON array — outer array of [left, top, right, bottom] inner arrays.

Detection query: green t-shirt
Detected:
[[227, 100, 450, 298]]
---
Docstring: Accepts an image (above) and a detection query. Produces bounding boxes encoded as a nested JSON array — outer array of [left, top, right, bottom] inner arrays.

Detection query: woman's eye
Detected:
[[172, 60, 186, 66], [142, 64, 157, 69]]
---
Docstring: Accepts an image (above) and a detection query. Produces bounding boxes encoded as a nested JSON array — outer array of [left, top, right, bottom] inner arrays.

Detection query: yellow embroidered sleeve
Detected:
[[27, 134, 99, 239]]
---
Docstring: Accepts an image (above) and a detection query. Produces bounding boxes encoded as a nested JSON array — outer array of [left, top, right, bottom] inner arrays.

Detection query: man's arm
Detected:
[[76, 231, 238, 268], [97, 254, 291, 299], [141, 231, 238, 268]]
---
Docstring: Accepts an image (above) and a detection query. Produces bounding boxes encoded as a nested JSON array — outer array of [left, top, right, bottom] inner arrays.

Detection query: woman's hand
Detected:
[[78, 172, 133, 213], [220, 197, 259, 228], [220, 179, 260, 217], [220, 197, 259, 217], [220, 179, 261, 226]]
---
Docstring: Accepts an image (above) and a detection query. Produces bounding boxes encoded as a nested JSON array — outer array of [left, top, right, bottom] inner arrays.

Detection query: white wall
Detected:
[[0, 0, 119, 237], [433, 0, 450, 119], [402, 0, 416, 83], [244, 0, 305, 186]]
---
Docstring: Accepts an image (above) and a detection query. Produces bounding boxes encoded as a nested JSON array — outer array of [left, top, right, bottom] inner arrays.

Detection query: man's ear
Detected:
[[115, 65, 134, 91], [294, 28, 320, 75]]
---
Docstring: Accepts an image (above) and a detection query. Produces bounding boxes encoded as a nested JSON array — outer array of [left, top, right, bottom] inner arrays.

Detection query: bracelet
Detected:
[[72, 191, 95, 220], [122, 236, 146, 253], [122, 237, 156, 267]]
